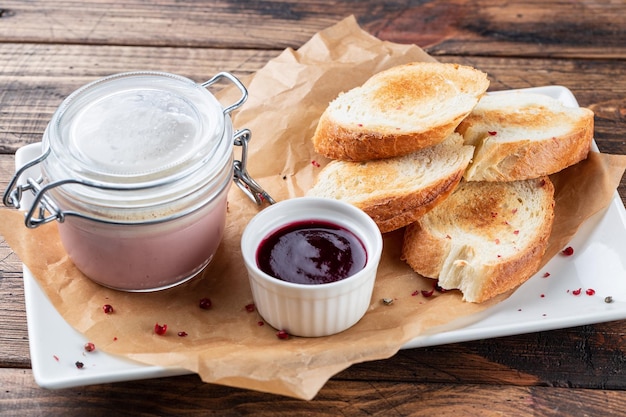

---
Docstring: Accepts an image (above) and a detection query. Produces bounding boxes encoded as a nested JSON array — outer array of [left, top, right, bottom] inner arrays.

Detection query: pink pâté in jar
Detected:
[[4, 71, 273, 291]]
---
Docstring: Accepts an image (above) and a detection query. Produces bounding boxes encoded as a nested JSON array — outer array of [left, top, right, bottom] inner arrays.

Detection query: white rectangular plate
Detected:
[[19, 85, 626, 388]]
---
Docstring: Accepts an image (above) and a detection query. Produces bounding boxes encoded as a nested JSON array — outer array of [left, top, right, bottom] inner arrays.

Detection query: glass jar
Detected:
[[4, 71, 273, 291]]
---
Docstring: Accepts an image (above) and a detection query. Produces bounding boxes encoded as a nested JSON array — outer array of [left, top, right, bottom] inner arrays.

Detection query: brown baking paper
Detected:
[[2, 16, 626, 400]]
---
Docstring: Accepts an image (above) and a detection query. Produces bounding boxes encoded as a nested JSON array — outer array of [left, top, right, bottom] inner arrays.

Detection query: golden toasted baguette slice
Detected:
[[457, 92, 594, 181], [402, 177, 555, 303], [307, 133, 474, 233], [312, 62, 489, 161]]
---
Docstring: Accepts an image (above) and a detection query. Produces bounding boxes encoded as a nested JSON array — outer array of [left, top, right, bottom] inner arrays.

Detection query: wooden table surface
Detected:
[[1, 1, 626, 415]]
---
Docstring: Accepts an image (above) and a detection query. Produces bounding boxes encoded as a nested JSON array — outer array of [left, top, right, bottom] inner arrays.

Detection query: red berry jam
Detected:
[[256, 220, 367, 285]]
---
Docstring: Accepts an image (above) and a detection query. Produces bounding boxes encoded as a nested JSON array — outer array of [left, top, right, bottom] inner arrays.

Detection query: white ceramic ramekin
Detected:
[[241, 197, 383, 337]]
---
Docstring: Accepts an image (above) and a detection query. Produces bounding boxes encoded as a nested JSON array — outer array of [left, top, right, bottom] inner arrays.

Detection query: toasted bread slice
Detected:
[[402, 177, 555, 303], [312, 62, 489, 161], [307, 133, 474, 233], [457, 92, 594, 181]]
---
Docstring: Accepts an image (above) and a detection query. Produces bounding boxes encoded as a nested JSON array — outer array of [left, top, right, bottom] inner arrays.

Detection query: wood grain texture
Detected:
[[0, 44, 276, 153], [369, 0, 626, 58], [1, 1, 626, 415], [2, 368, 626, 417], [0, 0, 624, 58], [2, 49, 626, 152], [340, 321, 626, 390]]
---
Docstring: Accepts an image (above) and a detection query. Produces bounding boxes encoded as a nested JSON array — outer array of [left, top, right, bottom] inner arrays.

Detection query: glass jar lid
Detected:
[[45, 71, 226, 187]]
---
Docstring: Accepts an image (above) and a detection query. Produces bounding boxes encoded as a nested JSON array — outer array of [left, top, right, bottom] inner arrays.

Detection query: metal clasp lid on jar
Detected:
[[3, 71, 275, 228]]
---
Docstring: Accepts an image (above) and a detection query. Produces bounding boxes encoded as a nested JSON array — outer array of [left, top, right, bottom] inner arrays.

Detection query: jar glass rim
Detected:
[[45, 71, 227, 187], [39, 71, 234, 221]]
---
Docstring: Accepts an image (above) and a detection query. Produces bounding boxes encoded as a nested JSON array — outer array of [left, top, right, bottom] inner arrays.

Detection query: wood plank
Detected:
[[0, 153, 29, 366], [0, 1, 625, 59], [0, 154, 21, 278], [370, 0, 626, 58], [339, 321, 626, 390], [2, 48, 625, 200], [0, 43, 278, 153], [0, 0, 339, 49], [2, 368, 626, 416], [0, 269, 28, 364]]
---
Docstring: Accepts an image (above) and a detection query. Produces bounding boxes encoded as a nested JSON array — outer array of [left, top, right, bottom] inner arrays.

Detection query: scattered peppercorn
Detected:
[[561, 246, 574, 256], [605, 296, 614, 304], [381, 298, 394, 306], [177, 331, 188, 337], [421, 289, 435, 298], [276, 330, 290, 340], [84, 342, 96, 352], [199, 298, 212, 310], [102, 304, 114, 314], [586, 288, 596, 296], [154, 323, 168, 335], [75, 361, 84, 369], [245, 303, 256, 313]]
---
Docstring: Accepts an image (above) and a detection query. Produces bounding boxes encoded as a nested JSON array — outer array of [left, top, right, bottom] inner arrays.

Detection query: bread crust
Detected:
[[313, 112, 467, 161], [402, 223, 448, 279], [458, 94, 595, 181], [307, 133, 474, 234], [402, 178, 555, 303], [312, 62, 489, 161], [359, 166, 466, 233]]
